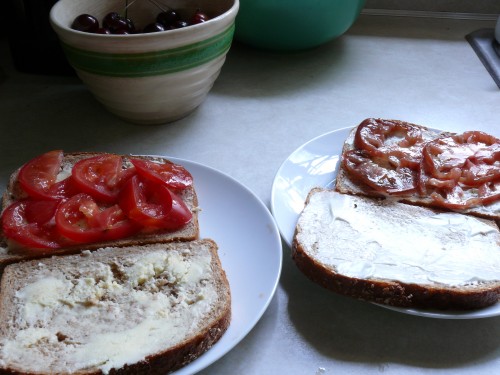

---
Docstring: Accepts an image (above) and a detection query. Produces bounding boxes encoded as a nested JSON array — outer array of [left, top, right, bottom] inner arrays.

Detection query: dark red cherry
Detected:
[[102, 12, 120, 29], [124, 18, 136, 33], [174, 20, 190, 29], [102, 12, 132, 34], [143, 22, 165, 33], [191, 11, 208, 25], [157, 10, 180, 28], [96, 27, 111, 34], [71, 14, 99, 33]]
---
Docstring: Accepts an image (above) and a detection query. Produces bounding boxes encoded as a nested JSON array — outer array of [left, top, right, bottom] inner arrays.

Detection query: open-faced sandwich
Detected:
[[292, 118, 500, 310], [0, 151, 200, 263], [0, 151, 231, 374]]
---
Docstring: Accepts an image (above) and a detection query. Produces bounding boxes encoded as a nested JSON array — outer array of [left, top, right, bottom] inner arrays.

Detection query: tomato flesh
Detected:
[[3, 152, 194, 250], [131, 158, 193, 191], [55, 193, 139, 243], [72, 154, 127, 204], [119, 175, 192, 230], [18, 150, 65, 200], [1, 200, 63, 249]]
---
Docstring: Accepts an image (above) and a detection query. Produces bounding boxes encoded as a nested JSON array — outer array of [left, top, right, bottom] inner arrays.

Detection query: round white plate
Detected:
[[270, 127, 500, 320], [166, 158, 282, 374]]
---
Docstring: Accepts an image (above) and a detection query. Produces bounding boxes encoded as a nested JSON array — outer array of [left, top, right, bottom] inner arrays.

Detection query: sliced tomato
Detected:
[[71, 154, 133, 204], [342, 149, 418, 195], [119, 175, 192, 230], [419, 131, 500, 209], [353, 118, 426, 170], [130, 158, 193, 191], [55, 193, 139, 243], [18, 150, 65, 200], [1, 200, 63, 249], [23, 199, 60, 225], [46, 176, 82, 200]]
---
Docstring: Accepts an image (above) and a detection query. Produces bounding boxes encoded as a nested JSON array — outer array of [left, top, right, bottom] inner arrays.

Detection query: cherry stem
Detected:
[[147, 0, 171, 12]]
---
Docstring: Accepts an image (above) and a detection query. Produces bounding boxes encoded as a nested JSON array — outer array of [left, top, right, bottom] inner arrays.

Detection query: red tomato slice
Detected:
[[55, 193, 139, 243], [342, 149, 418, 195], [46, 176, 82, 200], [23, 199, 60, 225], [130, 158, 193, 191], [119, 175, 192, 230], [353, 119, 426, 170], [72, 154, 131, 204], [18, 150, 65, 200], [1, 200, 63, 249]]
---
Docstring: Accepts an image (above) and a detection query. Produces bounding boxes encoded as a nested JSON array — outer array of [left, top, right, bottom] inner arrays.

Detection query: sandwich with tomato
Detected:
[[292, 118, 500, 310], [0, 151, 232, 374], [0, 151, 199, 264]]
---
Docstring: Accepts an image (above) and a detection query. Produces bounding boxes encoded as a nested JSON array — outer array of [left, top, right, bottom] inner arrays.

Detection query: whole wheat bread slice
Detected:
[[0, 239, 230, 374], [0, 152, 200, 273], [335, 121, 500, 222], [292, 188, 500, 310]]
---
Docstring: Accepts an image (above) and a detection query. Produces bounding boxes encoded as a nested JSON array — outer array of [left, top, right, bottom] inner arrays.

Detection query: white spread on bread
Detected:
[[296, 190, 500, 286], [55, 163, 73, 182], [0, 248, 216, 374]]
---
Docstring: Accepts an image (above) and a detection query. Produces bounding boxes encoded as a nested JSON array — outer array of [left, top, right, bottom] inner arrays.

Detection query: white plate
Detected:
[[165, 158, 282, 374], [270, 127, 500, 320]]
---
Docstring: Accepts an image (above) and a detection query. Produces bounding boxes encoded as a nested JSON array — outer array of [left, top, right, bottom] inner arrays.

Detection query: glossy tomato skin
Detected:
[[71, 154, 129, 204], [3, 152, 194, 250], [1, 200, 63, 249], [18, 150, 65, 200], [55, 193, 139, 244], [119, 175, 192, 230], [130, 158, 193, 191]]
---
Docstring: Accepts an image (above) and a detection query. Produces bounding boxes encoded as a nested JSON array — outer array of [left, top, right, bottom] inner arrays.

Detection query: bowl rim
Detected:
[[50, 0, 239, 39]]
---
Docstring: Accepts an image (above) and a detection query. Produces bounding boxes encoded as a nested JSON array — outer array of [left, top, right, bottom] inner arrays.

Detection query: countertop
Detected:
[[1, 13, 499, 375]]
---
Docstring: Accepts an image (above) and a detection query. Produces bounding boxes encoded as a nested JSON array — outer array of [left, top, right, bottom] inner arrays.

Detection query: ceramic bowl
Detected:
[[235, 0, 365, 50], [50, 0, 239, 124]]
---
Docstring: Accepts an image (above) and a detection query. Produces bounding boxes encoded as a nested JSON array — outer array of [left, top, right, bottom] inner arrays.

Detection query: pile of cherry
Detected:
[[71, 8, 209, 34]]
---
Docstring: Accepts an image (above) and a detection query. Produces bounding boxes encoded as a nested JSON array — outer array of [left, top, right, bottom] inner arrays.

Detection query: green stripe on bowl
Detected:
[[62, 24, 235, 77]]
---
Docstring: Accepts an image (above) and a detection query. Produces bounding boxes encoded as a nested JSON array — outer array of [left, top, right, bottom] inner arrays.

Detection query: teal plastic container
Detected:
[[235, 0, 366, 50]]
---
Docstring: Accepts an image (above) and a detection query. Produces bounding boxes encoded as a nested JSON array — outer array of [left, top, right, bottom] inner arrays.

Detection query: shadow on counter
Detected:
[[280, 243, 500, 368], [210, 38, 352, 99]]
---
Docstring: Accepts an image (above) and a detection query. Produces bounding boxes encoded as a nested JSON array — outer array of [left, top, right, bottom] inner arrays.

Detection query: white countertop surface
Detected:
[[1, 13, 499, 375]]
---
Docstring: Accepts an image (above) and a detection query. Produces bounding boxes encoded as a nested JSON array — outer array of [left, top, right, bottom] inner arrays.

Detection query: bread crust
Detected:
[[0, 239, 231, 375], [292, 237, 499, 310], [0, 152, 200, 273], [292, 188, 500, 310]]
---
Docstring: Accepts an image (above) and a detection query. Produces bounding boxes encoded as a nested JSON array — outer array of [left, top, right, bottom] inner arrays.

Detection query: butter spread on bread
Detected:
[[293, 188, 500, 310], [0, 239, 230, 374]]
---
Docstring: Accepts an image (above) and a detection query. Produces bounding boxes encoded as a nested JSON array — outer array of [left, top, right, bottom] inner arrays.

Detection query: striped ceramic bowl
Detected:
[[50, 0, 239, 124]]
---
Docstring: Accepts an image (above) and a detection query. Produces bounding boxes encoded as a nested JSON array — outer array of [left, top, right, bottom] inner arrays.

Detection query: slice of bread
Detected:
[[0, 239, 230, 374], [335, 121, 500, 222], [293, 188, 500, 310], [0, 152, 200, 272]]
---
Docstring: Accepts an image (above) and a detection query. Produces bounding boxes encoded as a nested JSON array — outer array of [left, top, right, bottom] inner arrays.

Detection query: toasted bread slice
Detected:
[[335, 122, 500, 222], [0, 239, 230, 374], [293, 188, 500, 310], [0, 153, 200, 272]]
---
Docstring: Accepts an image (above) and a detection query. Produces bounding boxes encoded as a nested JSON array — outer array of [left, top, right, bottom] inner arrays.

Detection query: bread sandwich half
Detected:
[[293, 188, 500, 310], [0, 151, 200, 272], [0, 239, 231, 374], [335, 118, 500, 221], [293, 119, 500, 310]]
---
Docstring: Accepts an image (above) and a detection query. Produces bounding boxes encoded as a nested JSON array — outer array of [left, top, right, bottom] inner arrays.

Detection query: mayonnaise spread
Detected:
[[296, 190, 500, 286]]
